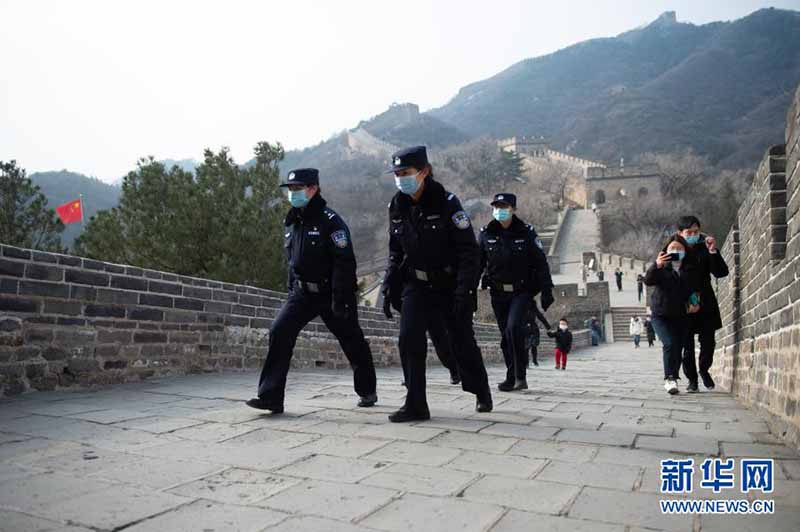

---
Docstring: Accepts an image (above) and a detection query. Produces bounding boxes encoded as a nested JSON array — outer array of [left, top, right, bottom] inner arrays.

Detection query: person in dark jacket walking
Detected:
[[525, 300, 551, 367], [246, 168, 377, 413], [644, 235, 699, 395], [479, 192, 555, 391], [381, 146, 493, 422], [547, 318, 573, 370], [615, 269, 624, 291], [644, 316, 656, 347], [677, 215, 729, 392], [636, 274, 644, 302]]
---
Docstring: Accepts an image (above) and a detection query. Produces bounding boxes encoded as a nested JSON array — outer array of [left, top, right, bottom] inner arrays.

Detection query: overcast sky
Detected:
[[2, 0, 798, 182]]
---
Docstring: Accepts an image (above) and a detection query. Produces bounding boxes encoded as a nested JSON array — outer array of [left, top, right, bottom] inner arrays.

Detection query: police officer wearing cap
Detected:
[[246, 168, 377, 413], [382, 146, 493, 422], [479, 193, 554, 392]]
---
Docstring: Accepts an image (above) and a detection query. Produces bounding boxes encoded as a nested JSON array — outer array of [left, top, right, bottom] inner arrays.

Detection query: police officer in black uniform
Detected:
[[382, 146, 492, 422], [479, 193, 554, 392], [246, 168, 377, 413]]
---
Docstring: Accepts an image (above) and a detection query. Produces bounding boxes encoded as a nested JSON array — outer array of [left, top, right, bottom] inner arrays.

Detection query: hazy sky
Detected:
[[2, 0, 798, 182]]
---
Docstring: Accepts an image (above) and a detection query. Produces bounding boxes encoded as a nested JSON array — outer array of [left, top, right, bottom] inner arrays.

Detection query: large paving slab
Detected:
[[0, 342, 798, 530]]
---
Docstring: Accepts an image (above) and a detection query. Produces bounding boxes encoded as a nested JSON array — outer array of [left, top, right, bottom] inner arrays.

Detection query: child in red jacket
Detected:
[[547, 318, 573, 370]]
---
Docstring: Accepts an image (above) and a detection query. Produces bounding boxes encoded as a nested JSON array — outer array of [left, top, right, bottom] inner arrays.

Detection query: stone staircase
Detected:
[[610, 306, 648, 342]]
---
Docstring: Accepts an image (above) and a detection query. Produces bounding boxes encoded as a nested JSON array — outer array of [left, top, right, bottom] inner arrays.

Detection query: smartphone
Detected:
[[664, 252, 680, 261]]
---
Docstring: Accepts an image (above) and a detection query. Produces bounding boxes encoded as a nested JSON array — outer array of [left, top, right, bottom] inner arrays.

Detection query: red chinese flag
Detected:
[[55, 198, 83, 224]]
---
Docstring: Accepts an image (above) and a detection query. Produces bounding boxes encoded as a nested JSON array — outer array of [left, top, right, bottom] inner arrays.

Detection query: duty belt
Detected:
[[412, 266, 454, 283], [491, 280, 521, 293], [296, 279, 329, 293]]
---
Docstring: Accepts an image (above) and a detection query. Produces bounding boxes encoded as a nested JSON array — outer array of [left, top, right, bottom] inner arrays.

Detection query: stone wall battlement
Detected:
[[0, 244, 590, 397], [712, 84, 800, 450]]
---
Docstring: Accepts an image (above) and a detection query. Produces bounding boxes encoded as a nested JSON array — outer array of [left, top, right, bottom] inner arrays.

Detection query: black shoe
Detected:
[[687, 381, 699, 393], [497, 380, 515, 392], [388, 407, 430, 423], [476, 397, 493, 413], [533, 362, 539, 367], [245, 397, 284, 414], [514, 379, 528, 391], [561, 367, 566, 371], [358, 393, 378, 407], [700, 372, 715, 390], [450, 373, 461, 385]]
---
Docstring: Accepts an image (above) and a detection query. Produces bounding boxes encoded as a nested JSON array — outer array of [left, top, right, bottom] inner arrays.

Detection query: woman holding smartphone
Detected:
[[644, 235, 700, 395]]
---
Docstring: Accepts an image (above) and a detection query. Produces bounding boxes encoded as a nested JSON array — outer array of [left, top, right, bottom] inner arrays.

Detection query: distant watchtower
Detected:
[[498, 136, 549, 158]]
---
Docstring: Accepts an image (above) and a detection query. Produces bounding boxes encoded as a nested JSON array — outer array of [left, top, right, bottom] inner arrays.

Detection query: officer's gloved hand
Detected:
[[381, 291, 393, 320], [540, 289, 555, 312], [332, 300, 349, 320], [453, 291, 473, 319]]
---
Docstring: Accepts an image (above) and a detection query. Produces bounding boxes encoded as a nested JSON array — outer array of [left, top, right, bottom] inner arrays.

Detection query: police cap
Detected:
[[386, 146, 428, 174], [280, 168, 319, 187], [491, 193, 517, 208]]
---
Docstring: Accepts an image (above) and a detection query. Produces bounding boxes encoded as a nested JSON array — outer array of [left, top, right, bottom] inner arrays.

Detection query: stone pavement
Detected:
[[551, 208, 646, 308], [551, 209, 601, 289], [1, 343, 799, 531]]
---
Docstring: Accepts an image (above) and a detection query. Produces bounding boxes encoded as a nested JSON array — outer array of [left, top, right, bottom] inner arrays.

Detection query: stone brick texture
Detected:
[[0, 246, 590, 397], [712, 83, 800, 450]]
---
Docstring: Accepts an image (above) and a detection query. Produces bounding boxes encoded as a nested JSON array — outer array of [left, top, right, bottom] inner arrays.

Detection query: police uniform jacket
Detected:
[[479, 216, 553, 295], [384, 176, 480, 297], [284, 192, 357, 302]]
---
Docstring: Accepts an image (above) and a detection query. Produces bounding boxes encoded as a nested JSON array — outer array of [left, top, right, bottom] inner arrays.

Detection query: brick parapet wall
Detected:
[[0, 244, 590, 397], [711, 84, 800, 450]]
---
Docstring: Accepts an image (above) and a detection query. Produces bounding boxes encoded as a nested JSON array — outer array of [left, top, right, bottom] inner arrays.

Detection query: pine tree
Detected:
[[76, 142, 288, 289], [0, 160, 65, 251]]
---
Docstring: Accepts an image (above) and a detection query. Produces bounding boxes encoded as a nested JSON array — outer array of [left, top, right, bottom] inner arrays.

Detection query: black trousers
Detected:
[[682, 322, 717, 383], [427, 314, 459, 377], [258, 291, 376, 403], [490, 291, 531, 382], [399, 283, 490, 413]]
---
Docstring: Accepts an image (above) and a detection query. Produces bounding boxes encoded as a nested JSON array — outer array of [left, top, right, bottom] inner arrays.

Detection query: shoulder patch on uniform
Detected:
[[452, 210, 471, 230], [331, 229, 349, 249], [447, 193, 455, 201]]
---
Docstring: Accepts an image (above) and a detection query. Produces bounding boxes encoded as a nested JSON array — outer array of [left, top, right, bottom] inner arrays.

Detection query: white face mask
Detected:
[[559, 324, 568, 331]]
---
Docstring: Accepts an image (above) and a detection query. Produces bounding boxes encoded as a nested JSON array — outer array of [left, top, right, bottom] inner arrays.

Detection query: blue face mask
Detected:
[[685, 235, 700, 245], [394, 172, 422, 195], [492, 207, 512, 222], [288, 189, 310, 208]]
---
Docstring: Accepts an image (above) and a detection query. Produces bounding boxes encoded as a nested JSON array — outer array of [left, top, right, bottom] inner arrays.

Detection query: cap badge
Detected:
[[394, 157, 401, 166], [498, 195, 504, 200], [288, 172, 295, 180]]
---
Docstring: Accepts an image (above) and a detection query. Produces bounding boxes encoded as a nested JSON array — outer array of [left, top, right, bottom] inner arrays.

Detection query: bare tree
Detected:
[[639, 150, 710, 199]]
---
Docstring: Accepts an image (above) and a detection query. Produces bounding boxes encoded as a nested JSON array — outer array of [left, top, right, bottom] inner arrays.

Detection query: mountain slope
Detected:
[[429, 8, 800, 168]]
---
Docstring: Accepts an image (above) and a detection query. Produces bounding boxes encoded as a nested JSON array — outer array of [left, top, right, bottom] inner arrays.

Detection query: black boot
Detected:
[[388, 405, 430, 423], [358, 393, 378, 407], [475, 390, 493, 413], [245, 397, 284, 414], [497, 380, 515, 392], [450, 371, 461, 385], [514, 379, 528, 391], [700, 372, 715, 390]]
